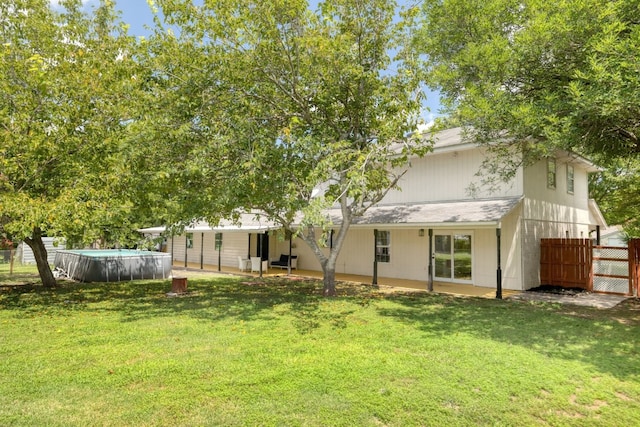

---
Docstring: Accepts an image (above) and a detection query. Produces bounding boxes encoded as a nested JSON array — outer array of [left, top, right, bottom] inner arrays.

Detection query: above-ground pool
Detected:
[[54, 249, 172, 283]]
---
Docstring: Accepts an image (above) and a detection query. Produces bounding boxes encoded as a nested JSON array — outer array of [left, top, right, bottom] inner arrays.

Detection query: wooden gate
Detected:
[[540, 238, 640, 296], [540, 239, 592, 290], [630, 239, 640, 297]]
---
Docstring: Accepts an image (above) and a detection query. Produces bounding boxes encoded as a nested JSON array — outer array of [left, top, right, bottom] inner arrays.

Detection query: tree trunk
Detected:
[[322, 258, 337, 297], [24, 228, 57, 288]]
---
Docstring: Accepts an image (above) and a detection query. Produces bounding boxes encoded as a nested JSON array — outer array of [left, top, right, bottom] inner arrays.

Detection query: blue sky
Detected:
[[54, 0, 442, 121]]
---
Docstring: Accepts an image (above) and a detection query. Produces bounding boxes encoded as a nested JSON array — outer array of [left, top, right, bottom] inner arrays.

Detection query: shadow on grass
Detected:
[[0, 275, 353, 330], [1, 275, 638, 380], [377, 292, 640, 381]]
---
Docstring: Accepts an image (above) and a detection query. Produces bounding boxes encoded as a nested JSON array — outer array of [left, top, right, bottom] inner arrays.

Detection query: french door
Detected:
[[434, 233, 473, 282]]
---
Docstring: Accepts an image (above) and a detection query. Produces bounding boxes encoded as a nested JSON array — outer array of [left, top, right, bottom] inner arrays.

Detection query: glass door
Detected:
[[434, 235, 452, 279], [434, 233, 472, 282]]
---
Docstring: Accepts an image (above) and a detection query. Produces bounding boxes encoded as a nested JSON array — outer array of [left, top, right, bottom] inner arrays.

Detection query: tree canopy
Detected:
[[147, 0, 430, 295], [0, 0, 145, 285], [417, 0, 640, 229]]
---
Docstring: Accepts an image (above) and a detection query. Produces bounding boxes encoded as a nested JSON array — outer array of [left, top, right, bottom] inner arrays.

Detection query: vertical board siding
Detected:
[[630, 239, 640, 297], [540, 239, 592, 289]]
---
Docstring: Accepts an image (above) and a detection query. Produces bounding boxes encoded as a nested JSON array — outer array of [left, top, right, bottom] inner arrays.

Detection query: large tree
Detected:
[[0, 0, 144, 286], [416, 0, 640, 223], [149, 0, 429, 295]]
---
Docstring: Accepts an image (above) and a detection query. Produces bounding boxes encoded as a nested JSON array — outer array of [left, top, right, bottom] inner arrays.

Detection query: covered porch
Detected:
[[172, 261, 519, 298]]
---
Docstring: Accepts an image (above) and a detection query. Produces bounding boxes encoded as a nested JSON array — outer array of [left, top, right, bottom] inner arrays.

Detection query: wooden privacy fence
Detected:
[[540, 238, 640, 296], [540, 239, 592, 290]]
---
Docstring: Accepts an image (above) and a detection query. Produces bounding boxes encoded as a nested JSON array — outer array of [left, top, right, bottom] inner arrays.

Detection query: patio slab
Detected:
[[508, 291, 629, 309]]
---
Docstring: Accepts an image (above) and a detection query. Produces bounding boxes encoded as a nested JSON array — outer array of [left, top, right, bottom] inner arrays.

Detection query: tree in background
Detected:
[[0, 0, 144, 286], [416, 0, 640, 230], [148, 0, 430, 295]]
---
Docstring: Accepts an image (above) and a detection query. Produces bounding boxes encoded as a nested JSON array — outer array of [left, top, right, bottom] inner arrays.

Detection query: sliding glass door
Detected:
[[434, 233, 472, 282]]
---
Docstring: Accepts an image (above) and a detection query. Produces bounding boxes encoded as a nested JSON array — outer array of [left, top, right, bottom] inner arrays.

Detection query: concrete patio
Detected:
[[172, 261, 518, 298]]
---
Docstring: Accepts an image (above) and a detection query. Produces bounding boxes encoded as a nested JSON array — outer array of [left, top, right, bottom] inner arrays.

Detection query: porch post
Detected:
[[372, 229, 378, 286], [596, 225, 601, 245], [217, 233, 222, 272], [259, 232, 265, 278], [288, 230, 292, 275], [170, 232, 174, 269], [496, 227, 503, 299], [247, 234, 251, 259], [428, 229, 433, 292], [184, 234, 188, 268], [200, 232, 204, 270]]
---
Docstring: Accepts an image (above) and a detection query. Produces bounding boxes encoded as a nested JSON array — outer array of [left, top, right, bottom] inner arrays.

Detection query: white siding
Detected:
[[19, 237, 66, 264], [473, 228, 497, 287], [500, 205, 523, 291], [169, 232, 251, 268], [382, 148, 523, 205]]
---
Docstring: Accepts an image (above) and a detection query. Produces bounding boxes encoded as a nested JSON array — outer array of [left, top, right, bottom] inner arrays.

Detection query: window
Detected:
[[547, 158, 556, 189], [566, 164, 574, 194], [215, 233, 223, 251], [375, 230, 390, 263], [186, 233, 193, 249]]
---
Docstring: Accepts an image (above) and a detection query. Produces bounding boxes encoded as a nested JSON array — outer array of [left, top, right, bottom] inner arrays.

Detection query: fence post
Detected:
[[10, 248, 15, 275], [629, 239, 640, 297]]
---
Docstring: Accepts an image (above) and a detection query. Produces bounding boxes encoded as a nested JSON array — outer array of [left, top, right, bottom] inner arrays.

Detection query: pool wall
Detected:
[[54, 250, 172, 282]]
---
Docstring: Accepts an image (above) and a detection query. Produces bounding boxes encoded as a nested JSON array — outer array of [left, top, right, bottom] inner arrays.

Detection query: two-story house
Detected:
[[142, 127, 606, 291]]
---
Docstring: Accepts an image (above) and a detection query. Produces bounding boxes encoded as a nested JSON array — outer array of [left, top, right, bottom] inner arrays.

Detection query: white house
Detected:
[[140, 127, 607, 291]]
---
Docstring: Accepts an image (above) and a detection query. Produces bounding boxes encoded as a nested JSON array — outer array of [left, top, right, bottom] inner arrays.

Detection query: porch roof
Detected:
[[140, 198, 523, 235], [329, 197, 523, 229], [138, 213, 280, 235]]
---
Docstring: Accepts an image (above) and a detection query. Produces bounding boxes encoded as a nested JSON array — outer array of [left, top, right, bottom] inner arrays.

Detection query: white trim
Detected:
[[432, 231, 474, 284]]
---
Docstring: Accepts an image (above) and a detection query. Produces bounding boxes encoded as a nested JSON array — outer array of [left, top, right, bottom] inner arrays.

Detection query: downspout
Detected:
[[217, 233, 222, 272], [184, 234, 188, 268]]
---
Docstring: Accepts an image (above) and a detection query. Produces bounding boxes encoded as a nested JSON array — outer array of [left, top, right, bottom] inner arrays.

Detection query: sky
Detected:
[[51, 0, 442, 121]]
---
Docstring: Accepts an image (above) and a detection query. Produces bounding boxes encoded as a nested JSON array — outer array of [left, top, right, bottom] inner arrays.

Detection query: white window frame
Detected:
[[433, 231, 473, 284], [547, 158, 557, 189], [375, 230, 391, 263], [566, 164, 574, 194]]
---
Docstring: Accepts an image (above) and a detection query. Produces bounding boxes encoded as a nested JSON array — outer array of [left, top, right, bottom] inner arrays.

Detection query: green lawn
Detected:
[[1, 267, 639, 426]]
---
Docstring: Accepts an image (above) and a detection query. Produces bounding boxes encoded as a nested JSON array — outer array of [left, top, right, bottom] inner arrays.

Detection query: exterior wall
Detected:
[[169, 232, 250, 268], [274, 226, 507, 290], [382, 147, 523, 205], [500, 204, 523, 290], [520, 156, 596, 289], [18, 237, 66, 265], [523, 157, 591, 222]]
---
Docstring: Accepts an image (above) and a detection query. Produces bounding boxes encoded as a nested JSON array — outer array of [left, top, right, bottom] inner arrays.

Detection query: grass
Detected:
[[1, 266, 639, 426]]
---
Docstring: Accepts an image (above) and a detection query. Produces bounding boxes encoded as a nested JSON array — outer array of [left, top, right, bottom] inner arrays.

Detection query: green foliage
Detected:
[[589, 158, 640, 237], [417, 0, 640, 208], [0, 0, 147, 250], [146, 0, 431, 294]]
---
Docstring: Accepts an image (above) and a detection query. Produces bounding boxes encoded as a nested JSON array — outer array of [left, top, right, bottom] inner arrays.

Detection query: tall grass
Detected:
[[1, 270, 639, 426]]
